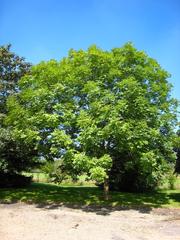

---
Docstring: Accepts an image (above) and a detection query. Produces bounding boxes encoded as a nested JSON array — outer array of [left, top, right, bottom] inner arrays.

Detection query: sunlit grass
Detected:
[[0, 182, 179, 208]]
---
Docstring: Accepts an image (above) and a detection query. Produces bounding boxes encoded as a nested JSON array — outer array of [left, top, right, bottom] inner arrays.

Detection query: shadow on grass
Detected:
[[0, 182, 179, 215]]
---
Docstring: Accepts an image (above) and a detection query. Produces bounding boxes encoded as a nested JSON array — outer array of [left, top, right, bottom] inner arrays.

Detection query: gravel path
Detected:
[[0, 203, 180, 240]]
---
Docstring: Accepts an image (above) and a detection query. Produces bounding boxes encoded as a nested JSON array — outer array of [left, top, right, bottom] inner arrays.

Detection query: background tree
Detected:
[[0, 44, 31, 117], [6, 43, 178, 192], [0, 44, 39, 176]]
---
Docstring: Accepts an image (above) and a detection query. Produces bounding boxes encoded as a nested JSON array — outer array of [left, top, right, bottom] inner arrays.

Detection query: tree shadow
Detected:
[[36, 202, 154, 215], [0, 182, 179, 216]]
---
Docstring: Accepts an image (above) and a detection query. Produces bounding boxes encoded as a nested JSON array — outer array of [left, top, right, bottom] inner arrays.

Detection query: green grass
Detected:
[[0, 182, 179, 209]]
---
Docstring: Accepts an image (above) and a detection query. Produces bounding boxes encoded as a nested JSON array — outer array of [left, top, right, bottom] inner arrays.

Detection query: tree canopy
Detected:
[[6, 43, 178, 191], [0, 44, 31, 116], [0, 44, 38, 175]]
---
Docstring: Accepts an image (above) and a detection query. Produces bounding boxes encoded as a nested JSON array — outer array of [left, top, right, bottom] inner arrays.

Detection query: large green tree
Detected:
[[6, 43, 178, 192], [0, 44, 38, 175]]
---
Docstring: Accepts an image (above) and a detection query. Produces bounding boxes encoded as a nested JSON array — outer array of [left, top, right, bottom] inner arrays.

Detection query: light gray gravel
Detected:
[[0, 203, 180, 240]]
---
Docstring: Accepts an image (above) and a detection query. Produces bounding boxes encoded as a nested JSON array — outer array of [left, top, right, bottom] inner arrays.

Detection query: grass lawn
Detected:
[[0, 182, 179, 209]]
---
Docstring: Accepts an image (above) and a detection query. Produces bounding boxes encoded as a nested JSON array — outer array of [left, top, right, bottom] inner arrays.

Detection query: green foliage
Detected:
[[0, 128, 39, 173], [168, 174, 176, 190], [6, 43, 178, 191], [0, 44, 31, 116], [41, 160, 68, 183], [159, 174, 180, 190], [0, 44, 39, 175], [72, 153, 112, 183], [90, 167, 107, 183]]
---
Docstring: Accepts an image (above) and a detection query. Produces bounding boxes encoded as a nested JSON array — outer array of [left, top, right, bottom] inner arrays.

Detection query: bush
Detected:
[[0, 172, 32, 188], [168, 173, 176, 190], [41, 160, 68, 184]]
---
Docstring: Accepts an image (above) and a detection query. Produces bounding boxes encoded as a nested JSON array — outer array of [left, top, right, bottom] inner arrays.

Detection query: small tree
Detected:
[[6, 43, 178, 192]]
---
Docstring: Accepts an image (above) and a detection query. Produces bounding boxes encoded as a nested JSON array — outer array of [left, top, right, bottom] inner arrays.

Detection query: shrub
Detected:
[[0, 172, 32, 188]]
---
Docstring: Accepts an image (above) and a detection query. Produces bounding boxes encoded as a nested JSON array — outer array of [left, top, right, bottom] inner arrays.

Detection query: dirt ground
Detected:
[[0, 203, 180, 240]]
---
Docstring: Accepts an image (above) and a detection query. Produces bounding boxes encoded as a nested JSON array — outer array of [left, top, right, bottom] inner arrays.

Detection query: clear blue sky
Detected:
[[0, 0, 180, 101]]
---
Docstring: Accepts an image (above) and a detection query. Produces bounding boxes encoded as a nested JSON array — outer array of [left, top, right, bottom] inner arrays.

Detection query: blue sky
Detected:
[[0, 0, 180, 101]]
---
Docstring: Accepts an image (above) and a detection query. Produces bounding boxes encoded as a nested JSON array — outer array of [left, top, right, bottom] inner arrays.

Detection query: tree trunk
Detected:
[[104, 178, 109, 200]]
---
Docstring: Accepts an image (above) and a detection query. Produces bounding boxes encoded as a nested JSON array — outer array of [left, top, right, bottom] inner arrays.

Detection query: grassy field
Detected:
[[0, 182, 179, 209]]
